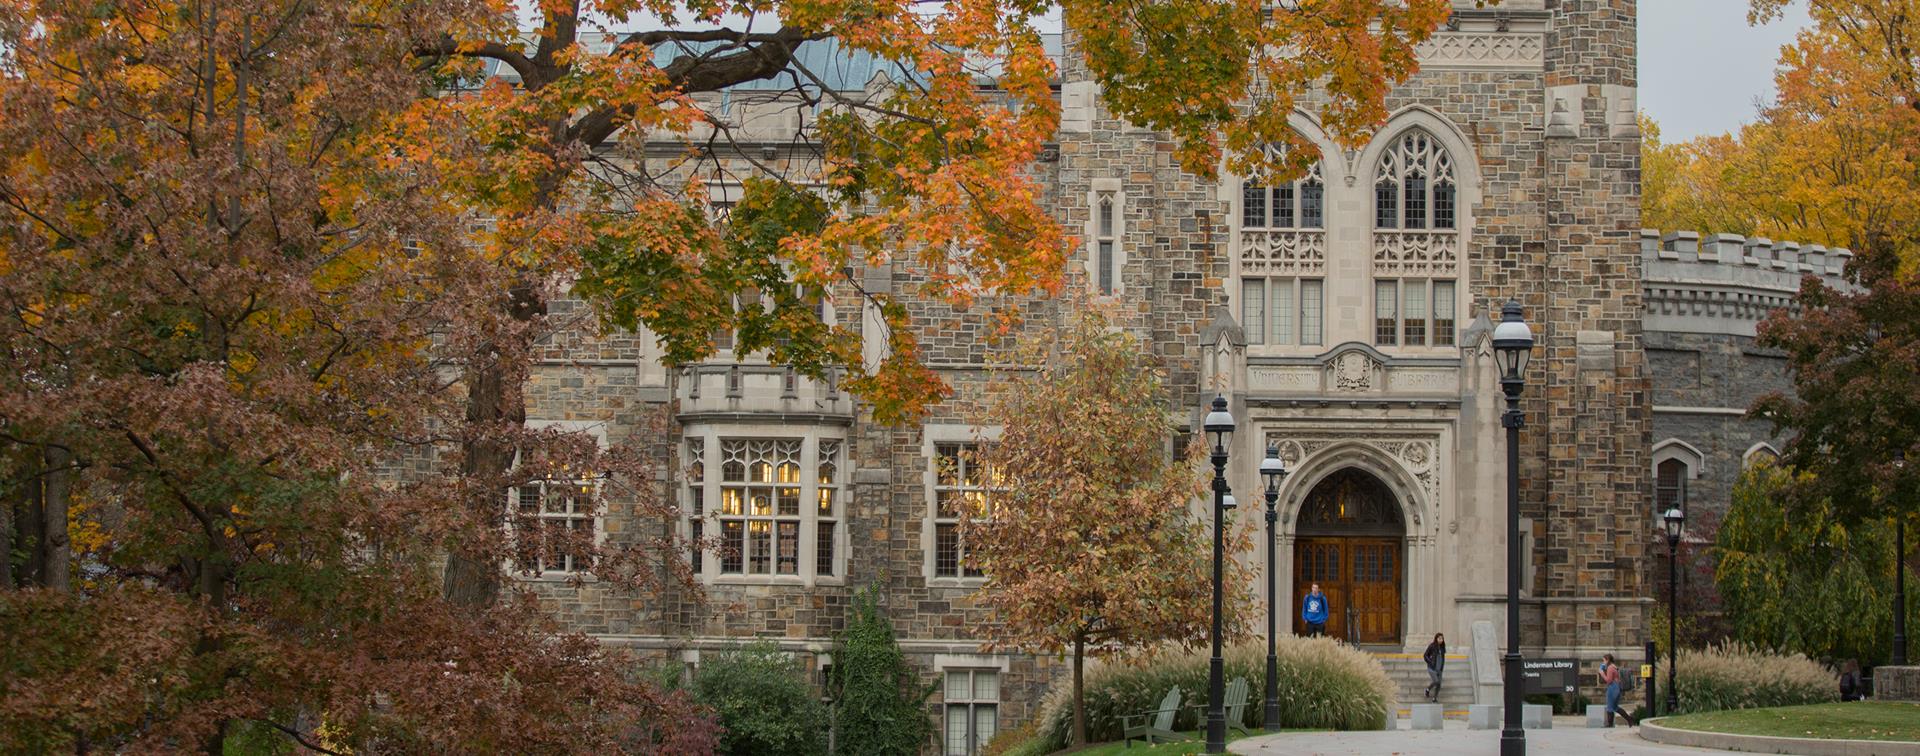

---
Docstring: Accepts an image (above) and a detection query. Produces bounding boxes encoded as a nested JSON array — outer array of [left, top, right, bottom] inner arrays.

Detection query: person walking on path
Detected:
[[1423, 633, 1447, 702], [1301, 583, 1330, 637], [1599, 653, 1638, 727]]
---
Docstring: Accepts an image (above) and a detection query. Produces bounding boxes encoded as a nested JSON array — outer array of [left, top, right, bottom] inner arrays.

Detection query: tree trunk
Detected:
[[1, 458, 15, 588], [1072, 632, 1087, 747], [40, 445, 72, 593], [21, 451, 45, 587], [441, 283, 542, 609]]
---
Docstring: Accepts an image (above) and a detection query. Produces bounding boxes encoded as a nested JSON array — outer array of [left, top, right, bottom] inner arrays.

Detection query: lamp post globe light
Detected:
[[1663, 507, 1685, 715], [1260, 446, 1289, 732], [1203, 394, 1235, 754], [1491, 300, 1533, 756]]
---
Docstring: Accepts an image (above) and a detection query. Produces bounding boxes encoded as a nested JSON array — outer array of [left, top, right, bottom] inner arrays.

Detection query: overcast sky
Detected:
[[1639, 1, 1813, 141]]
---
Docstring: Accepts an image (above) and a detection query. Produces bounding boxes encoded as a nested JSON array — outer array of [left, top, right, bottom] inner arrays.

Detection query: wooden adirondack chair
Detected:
[[1121, 687, 1187, 747], [1222, 677, 1253, 735]]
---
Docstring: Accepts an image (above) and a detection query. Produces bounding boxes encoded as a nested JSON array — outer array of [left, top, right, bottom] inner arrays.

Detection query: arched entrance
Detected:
[[1292, 468, 1405, 644]]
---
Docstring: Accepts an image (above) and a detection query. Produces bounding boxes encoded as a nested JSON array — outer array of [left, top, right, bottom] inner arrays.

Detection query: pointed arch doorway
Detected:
[[1292, 468, 1405, 644]]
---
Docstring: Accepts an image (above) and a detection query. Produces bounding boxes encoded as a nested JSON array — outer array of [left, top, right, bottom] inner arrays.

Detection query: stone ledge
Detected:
[[1877, 666, 1920, 702], [1640, 719, 1920, 756]]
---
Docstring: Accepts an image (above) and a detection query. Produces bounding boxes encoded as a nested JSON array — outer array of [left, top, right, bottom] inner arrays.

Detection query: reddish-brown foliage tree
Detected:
[[970, 302, 1256, 747], [0, 0, 714, 750]]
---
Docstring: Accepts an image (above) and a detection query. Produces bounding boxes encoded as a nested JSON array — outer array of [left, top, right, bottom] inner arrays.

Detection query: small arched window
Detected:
[[1655, 458, 1689, 517], [1374, 131, 1456, 230]]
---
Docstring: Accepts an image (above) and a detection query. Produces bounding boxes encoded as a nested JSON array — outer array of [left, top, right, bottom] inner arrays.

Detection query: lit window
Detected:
[[932, 443, 999, 578], [686, 436, 843, 580], [511, 479, 599, 575]]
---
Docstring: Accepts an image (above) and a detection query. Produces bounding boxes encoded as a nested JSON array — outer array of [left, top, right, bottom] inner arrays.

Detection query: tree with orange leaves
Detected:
[[403, 0, 1478, 608]]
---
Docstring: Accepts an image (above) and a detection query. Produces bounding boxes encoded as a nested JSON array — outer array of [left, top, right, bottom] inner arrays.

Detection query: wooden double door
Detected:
[[1293, 537, 1403, 644]]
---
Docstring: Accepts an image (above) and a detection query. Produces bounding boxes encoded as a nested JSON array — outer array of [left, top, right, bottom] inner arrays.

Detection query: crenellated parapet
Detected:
[[1640, 229, 1855, 339]]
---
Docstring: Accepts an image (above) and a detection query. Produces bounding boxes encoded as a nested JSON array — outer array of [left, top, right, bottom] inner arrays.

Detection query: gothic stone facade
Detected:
[[501, 0, 1803, 747]]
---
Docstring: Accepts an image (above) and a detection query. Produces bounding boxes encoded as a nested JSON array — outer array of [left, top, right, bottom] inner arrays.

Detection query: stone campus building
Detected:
[[507, 0, 1845, 750]]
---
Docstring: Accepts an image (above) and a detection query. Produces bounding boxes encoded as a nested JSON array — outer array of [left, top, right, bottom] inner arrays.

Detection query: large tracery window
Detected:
[[1239, 161, 1327, 347], [1374, 131, 1456, 230], [1242, 163, 1325, 230], [1372, 130, 1462, 349], [686, 434, 843, 581]]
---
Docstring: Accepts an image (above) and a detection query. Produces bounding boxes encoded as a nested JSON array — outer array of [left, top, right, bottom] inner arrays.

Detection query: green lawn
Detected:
[[1056, 729, 1322, 755], [1659, 702, 1920, 742]]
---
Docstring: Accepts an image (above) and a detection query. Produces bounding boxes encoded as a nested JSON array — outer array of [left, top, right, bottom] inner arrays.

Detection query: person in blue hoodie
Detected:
[[1301, 583, 1330, 637]]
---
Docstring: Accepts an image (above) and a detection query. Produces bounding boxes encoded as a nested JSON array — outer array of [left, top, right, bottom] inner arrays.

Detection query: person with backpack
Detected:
[[1300, 583, 1329, 637], [1423, 633, 1447, 702], [1840, 660, 1866, 701], [1599, 653, 1638, 727]]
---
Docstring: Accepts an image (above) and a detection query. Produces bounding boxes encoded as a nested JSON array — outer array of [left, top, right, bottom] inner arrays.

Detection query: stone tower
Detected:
[[1531, 0, 1650, 651]]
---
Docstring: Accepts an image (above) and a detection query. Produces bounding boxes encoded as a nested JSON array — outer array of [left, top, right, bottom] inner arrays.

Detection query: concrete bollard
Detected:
[[1522, 704, 1553, 729], [1412, 703, 1444, 730], [1585, 707, 1608, 728], [1468, 704, 1502, 730], [1380, 705, 1397, 730]]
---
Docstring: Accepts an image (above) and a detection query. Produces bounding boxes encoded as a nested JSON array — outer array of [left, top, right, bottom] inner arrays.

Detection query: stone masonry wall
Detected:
[[1535, 0, 1651, 657]]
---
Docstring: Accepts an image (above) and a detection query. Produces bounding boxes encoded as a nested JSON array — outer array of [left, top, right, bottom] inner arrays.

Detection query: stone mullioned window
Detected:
[[1240, 162, 1326, 346], [1372, 130, 1459, 349], [685, 434, 843, 582]]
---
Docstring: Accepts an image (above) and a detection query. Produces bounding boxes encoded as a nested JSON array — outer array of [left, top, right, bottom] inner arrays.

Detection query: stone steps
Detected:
[[1372, 653, 1475, 712]]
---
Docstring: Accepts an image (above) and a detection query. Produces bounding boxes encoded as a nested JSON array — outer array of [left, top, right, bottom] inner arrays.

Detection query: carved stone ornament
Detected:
[[1328, 350, 1380, 392], [1266, 431, 1442, 524]]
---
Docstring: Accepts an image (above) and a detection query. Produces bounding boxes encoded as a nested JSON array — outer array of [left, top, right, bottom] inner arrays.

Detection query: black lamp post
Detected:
[[1260, 446, 1289, 732], [1663, 507, 1685, 715], [1203, 395, 1236, 754], [1491, 300, 1533, 756], [1896, 515, 1908, 667], [1895, 451, 1909, 668]]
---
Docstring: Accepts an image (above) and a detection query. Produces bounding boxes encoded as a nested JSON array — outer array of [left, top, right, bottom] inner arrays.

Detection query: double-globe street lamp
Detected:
[[1663, 507, 1686, 715], [1203, 395, 1236, 755], [1491, 300, 1534, 756], [1261, 447, 1290, 732]]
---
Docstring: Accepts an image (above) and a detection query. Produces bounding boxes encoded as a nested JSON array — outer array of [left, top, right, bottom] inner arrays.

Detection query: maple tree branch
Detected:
[[251, 719, 347, 756], [416, 35, 538, 83], [570, 27, 832, 149]]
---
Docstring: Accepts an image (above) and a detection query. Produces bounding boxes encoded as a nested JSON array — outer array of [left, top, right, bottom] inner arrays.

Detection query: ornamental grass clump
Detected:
[[1030, 638, 1392, 748], [1671, 643, 1836, 715]]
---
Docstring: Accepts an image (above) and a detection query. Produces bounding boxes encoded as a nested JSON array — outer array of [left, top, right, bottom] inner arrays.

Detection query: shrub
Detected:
[[691, 642, 827, 756], [1030, 638, 1392, 748], [1670, 642, 1837, 715], [829, 587, 935, 755], [981, 719, 1050, 756]]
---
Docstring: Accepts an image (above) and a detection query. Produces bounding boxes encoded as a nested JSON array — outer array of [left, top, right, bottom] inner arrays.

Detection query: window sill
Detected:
[[702, 574, 846, 588], [512, 572, 601, 584], [925, 576, 989, 589]]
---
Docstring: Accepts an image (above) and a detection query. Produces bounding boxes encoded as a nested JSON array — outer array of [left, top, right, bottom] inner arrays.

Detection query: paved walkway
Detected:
[[1229, 718, 1735, 755]]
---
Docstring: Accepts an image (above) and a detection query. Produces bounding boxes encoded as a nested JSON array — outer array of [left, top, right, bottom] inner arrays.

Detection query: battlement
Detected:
[[1640, 229, 1854, 339]]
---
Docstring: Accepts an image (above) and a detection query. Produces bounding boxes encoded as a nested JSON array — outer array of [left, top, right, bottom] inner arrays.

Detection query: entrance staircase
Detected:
[[1370, 651, 1475, 718]]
